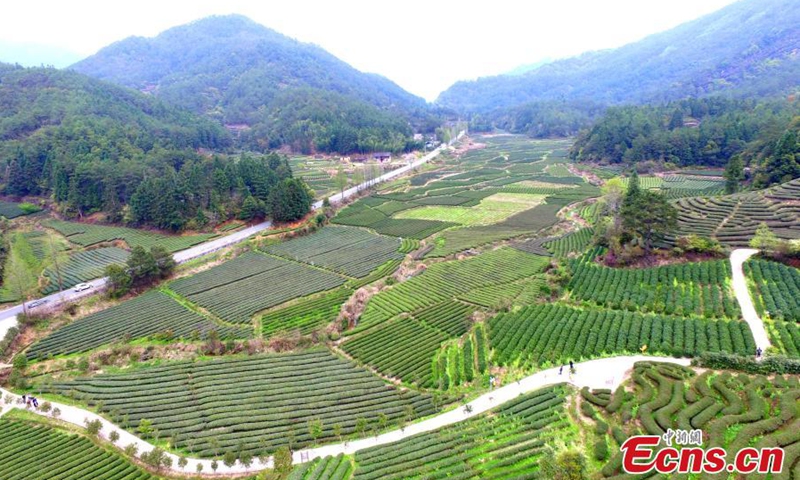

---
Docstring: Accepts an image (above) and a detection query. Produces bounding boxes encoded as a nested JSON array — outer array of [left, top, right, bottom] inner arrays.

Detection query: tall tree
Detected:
[[126, 246, 158, 285], [267, 178, 313, 222], [723, 155, 745, 194], [334, 165, 348, 199], [620, 190, 677, 255]]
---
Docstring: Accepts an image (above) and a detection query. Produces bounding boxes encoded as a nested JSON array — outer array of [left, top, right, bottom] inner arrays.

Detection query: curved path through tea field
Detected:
[[730, 248, 771, 353], [0, 354, 688, 475]]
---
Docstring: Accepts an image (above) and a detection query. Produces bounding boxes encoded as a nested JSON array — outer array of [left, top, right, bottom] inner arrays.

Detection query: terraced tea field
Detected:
[[568, 258, 741, 318], [0, 417, 157, 480], [489, 303, 754, 367], [670, 182, 800, 246], [342, 316, 450, 387], [169, 251, 346, 324], [44, 219, 217, 252], [27, 290, 248, 359], [0, 200, 34, 218], [264, 226, 402, 277], [261, 287, 352, 337], [353, 385, 571, 479], [288, 454, 353, 480], [586, 361, 800, 478], [42, 247, 129, 294], [354, 248, 550, 331], [744, 258, 800, 355], [395, 193, 545, 226], [333, 136, 600, 257], [45, 349, 437, 457]]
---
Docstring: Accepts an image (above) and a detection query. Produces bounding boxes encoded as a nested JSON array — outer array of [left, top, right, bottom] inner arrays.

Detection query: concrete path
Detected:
[[730, 248, 771, 352], [0, 354, 688, 475]]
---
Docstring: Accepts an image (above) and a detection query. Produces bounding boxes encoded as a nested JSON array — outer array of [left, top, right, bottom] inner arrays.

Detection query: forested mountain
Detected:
[[0, 63, 310, 229], [570, 97, 800, 186], [438, 0, 799, 114], [72, 15, 431, 153]]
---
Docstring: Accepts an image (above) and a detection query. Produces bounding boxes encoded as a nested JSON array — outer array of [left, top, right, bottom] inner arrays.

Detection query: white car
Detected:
[[73, 283, 93, 292]]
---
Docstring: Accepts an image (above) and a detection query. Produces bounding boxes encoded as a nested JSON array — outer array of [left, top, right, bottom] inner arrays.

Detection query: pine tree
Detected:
[[723, 155, 744, 194]]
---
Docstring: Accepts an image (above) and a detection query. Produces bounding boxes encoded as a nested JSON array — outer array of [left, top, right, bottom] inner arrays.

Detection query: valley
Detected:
[[0, 0, 799, 478]]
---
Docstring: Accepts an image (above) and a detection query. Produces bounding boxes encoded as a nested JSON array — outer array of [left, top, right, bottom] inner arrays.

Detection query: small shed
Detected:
[[373, 152, 392, 162]]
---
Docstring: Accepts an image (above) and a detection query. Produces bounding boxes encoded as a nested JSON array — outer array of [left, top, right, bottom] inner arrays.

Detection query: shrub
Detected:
[[694, 352, 800, 375], [593, 436, 609, 461], [85, 418, 102, 435]]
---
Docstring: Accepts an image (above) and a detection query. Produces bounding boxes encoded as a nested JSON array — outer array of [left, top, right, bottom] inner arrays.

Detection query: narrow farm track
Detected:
[[0, 355, 689, 476], [730, 248, 772, 352]]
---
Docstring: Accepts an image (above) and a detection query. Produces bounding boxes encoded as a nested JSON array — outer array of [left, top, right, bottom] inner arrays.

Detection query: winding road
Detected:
[[730, 248, 771, 353], [0, 354, 689, 476]]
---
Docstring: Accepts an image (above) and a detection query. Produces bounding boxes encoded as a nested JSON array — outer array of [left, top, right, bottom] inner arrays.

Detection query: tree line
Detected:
[[570, 97, 800, 187]]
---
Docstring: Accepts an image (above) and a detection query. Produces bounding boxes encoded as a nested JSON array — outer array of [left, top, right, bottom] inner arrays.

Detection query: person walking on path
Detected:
[[756, 347, 763, 358], [569, 360, 575, 373], [559, 365, 563, 375]]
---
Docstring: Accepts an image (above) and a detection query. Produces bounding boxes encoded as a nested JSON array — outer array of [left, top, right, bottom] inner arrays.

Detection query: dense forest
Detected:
[[72, 15, 435, 154], [0, 64, 312, 229], [470, 100, 606, 138], [438, 0, 799, 116], [242, 88, 419, 154], [570, 97, 800, 186]]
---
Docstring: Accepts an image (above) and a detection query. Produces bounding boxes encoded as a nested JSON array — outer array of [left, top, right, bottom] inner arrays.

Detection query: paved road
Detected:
[[730, 248, 771, 352], [0, 355, 689, 475], [0, 134, 463, 334]]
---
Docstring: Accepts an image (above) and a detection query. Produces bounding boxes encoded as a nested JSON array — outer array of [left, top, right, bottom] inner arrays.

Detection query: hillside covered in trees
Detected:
[[438, 0, 799, 135], [0, 63, 312, 230], [570, 97, 800, 186], [72, 15, 434, 154]]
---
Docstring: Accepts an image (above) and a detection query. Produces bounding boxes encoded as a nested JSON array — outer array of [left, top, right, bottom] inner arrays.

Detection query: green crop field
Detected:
[[264, 226, 402, 277], [568, 258, 741, 318], [332, 136, 599, 257], [169, 251, 346, 324], [458, 275, 547, 309], [27, 290, 248, 359], [288, 454, 353, 480], [744, 259, 800, 356], [44, 219, 217, 252], [670, 184, 800, 246], [489, 303, 754, 367], [0, 417, 158, 480], [586, 361, 800, 478], [353, 385, 572, 479], [0, 200, 35, 219], [342, 316, 450, 387], [395, 193, 545, 226], [354, 248, 550, 332], [261, 287, 352, 337], [42, 247, 129, 294], [44, 349, 437, 457], [542, 227, 594, 256], [342, 300, 476, 387]]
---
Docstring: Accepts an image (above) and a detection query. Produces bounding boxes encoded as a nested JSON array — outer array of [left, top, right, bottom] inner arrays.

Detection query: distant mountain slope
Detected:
[[0, 63, 229, 149], [71, 15, 429, 153], [437, 0, 799, 113]]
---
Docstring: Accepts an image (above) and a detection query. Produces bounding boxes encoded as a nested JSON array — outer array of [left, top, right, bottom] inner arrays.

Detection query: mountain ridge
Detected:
[[71, 14, 430, 153], [437, 0, 800, 113]]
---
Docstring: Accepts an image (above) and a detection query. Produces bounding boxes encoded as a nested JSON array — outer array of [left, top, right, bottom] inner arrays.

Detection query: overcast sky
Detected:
[[1, 0, 738, 100]]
